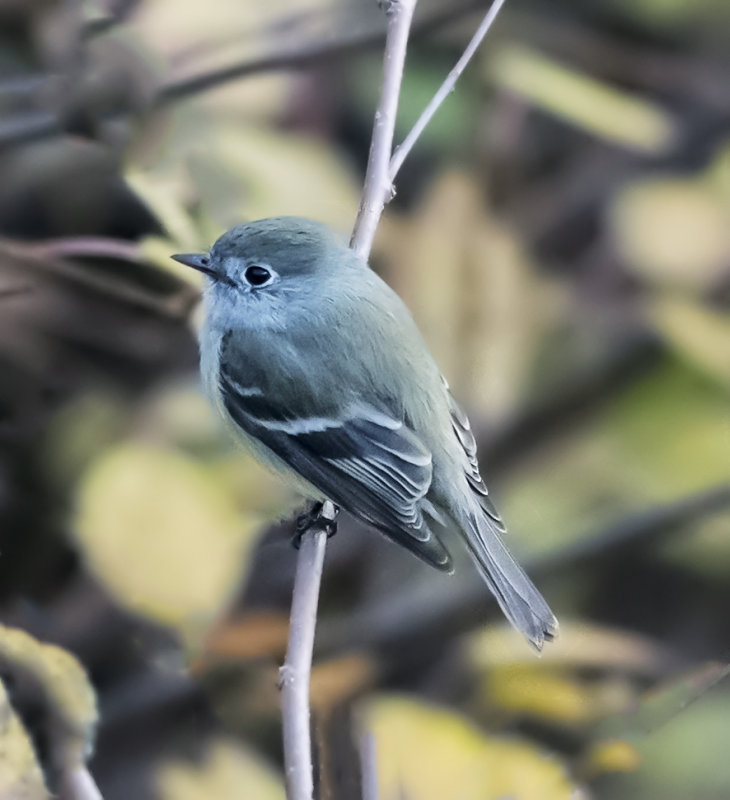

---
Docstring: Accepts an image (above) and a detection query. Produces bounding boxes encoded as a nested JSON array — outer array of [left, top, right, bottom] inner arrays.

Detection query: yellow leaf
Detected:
[[157, 738, 284, 800], [490, 45, 675, 153], [0, 681, 48, 800], [469, 621, 668, 674], [74, 443, 263, 642], [0, 625, 97, 774], [361, 695, 574, 800], [582, 739, 641, 777], [485, 664, 633, 725], [611, 177, 730, 288]]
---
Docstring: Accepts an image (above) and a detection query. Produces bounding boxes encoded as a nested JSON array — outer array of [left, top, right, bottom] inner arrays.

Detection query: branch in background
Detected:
[[0, 284, 31, 299], [29, 236, 145, 264], [351, 0, 419, 258], [128, 0, 493, 108], [0, 0, 493, 149], [1, 237, 200, 319], [316, 483, 730, 659], [532, 483, 730, 576], [389, 0, 507, 181]]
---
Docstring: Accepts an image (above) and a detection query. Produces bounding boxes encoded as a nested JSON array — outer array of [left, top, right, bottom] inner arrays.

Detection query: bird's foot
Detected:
[[292, 500, 339, 548]]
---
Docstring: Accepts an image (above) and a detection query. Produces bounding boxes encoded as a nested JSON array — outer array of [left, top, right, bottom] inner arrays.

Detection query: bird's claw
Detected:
[[292, 500, 339, 548]]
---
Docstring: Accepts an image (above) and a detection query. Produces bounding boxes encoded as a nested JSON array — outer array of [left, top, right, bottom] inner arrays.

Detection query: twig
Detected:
[[360, 733, 379, 800], [29, 236, 145, 263], [58, 766, 104, 800], [0, 284, 31, 299], [281, 3, 420, 798], [280, 504, 333, 800], [389, 0, 508, 181], [350, 0, 418, 258]]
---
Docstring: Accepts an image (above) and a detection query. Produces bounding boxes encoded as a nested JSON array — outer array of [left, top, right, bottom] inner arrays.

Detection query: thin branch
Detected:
[[29, 236, 145, 263], [280, 503, 333, 800], [360, 733, 379, 800], [350, 0, 418, 259], [0, 284, 31, 299], [389, 0, 508, 181], [282, 4, 420, 798], [58, 766, 104, 800]]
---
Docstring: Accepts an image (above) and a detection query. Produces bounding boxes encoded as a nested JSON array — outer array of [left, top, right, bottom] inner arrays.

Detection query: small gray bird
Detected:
[[173, 217, 557, 649]]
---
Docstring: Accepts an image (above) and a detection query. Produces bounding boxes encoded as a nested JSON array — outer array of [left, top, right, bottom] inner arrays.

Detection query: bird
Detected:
[[172, 217, 558, 649]]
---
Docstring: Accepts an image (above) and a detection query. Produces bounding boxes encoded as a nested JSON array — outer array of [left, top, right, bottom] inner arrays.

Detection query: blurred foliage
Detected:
[[490, 44, 676, 153], [0, 624, 98, 797], [74, 441, 263, 644], [1, 0, 729, 798], [0, 680, 49, 800], [157, 738, 285, 800], [361, 695, 575, 800]]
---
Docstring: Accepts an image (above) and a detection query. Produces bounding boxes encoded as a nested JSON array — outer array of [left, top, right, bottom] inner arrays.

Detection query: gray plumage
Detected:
[[175, 217, 558, 649]]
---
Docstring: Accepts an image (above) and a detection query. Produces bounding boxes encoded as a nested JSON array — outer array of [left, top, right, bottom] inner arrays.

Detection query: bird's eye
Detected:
[[243, 265, 273, 287]]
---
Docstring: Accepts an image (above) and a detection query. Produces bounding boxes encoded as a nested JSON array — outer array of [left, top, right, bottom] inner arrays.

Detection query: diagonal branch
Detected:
[[389, 0, 508, 181], [58, 766, 104, 800]]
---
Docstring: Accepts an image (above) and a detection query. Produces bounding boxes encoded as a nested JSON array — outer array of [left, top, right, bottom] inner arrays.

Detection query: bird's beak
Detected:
[[171, 253, 217, 279]]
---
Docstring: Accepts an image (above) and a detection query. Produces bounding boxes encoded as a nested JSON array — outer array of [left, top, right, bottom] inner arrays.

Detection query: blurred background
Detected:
[[1, 0, 729, 798]]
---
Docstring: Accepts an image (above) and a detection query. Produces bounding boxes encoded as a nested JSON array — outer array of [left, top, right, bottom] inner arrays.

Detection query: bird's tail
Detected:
[[460, 506, 558, 650]]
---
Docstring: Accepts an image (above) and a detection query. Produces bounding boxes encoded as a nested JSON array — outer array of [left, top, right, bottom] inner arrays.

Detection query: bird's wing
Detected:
[[219, 363, 452, 570], [441, 379, 557, 648], [441, 377, 506, 533]]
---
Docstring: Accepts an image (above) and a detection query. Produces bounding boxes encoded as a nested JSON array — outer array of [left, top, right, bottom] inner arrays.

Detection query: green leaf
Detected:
[[599, 662, 730, 740], [500, 360, 730, 559], [593, 665, 730, 799], [648, 296, 730, 387]]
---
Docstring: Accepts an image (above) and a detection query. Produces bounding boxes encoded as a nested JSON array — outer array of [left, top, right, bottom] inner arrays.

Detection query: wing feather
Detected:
[[219, 363, 451, 568], [441, 377, 506, 532]]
